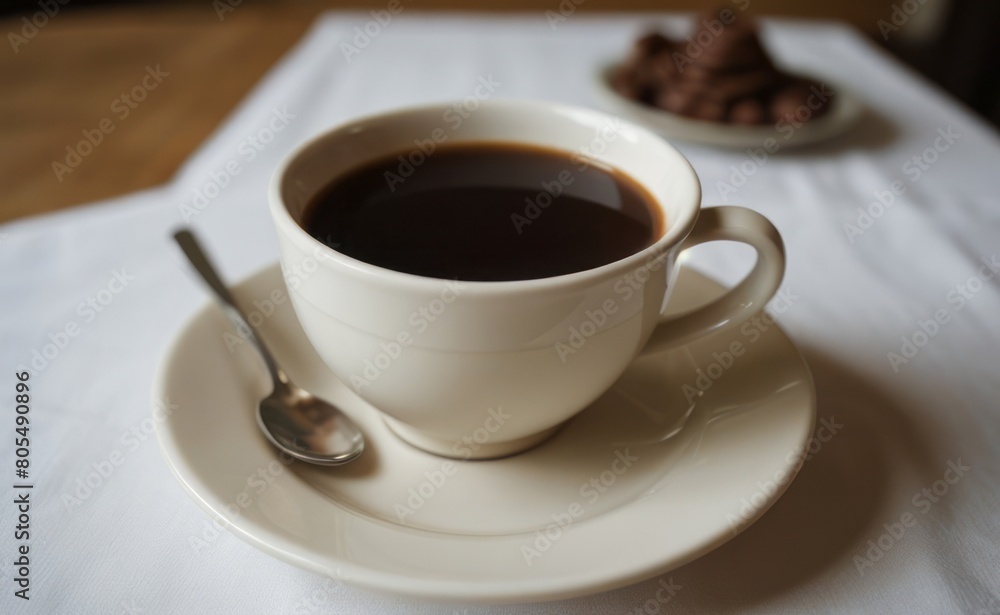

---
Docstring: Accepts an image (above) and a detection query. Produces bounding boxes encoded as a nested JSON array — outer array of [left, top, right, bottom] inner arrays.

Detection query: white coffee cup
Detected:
[[270, 100, 784, 459]]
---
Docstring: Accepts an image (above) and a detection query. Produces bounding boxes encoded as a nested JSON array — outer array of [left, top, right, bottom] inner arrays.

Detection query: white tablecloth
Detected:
[[2, 12, 999, 614]]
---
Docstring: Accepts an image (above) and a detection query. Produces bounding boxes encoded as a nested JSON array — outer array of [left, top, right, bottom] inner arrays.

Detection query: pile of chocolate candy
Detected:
[[611, 9, 835, 125]]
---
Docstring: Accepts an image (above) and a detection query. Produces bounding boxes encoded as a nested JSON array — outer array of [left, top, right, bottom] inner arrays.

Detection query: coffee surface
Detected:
[[303, 143, 662, 281]]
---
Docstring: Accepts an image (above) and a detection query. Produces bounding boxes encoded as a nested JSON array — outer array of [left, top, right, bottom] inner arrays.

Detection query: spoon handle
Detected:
[[173, 230, 290, 392]]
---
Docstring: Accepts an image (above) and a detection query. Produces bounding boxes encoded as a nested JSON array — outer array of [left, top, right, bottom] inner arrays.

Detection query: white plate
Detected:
[[155, 263, 816, 603], [592, 64, 863, 148]]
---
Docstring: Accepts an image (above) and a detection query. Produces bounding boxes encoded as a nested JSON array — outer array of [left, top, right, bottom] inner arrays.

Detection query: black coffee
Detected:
[[302, 142, 662, 281]]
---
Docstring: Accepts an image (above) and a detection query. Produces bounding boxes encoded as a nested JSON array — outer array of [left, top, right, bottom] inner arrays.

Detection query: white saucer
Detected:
[[155, 263, 815, 603], [593, 64, 863, 149]]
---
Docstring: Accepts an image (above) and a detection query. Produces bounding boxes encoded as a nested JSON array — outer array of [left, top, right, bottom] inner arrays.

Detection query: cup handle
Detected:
[[640, 206, 785, 355]]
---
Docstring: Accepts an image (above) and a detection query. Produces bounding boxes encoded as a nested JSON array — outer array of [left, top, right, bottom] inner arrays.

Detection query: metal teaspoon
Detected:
[[174, 230, 365, 466]]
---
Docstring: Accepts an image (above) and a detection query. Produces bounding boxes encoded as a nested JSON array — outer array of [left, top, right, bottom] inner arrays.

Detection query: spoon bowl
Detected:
[[257, 386, 365, 465]]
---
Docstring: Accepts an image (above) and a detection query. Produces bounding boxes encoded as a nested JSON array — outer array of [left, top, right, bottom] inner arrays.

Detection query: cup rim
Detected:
[[269, 99, 701, 294]]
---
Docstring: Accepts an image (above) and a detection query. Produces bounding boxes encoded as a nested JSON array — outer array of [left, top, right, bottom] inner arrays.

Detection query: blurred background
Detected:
[[1, 0, 997, 223]]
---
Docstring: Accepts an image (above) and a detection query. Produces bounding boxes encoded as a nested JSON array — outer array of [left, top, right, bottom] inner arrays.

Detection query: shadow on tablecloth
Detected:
[[587, 346, 946, 612], [786, 105, 901, 157]]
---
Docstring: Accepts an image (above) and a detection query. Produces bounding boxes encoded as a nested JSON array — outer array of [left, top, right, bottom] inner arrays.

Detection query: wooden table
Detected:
[[0, 1, 889, 224]]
